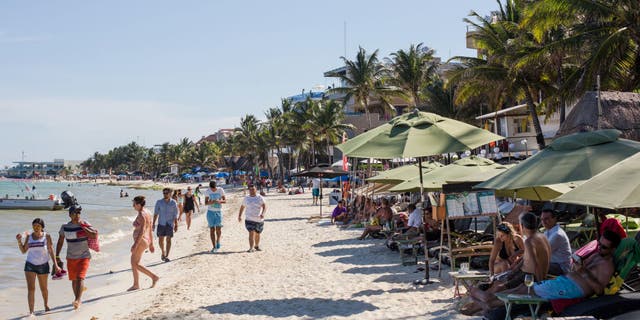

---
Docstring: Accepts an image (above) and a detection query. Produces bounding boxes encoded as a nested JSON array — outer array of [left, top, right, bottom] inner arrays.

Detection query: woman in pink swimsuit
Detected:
[[128, 196, 159, 291]]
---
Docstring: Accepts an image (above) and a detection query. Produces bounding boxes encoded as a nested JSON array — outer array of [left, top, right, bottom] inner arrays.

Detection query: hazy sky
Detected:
[[1, 0, 496, 168]]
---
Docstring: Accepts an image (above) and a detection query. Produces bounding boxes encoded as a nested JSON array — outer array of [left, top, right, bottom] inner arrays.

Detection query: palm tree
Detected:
[[448, 0, 548, 149], [233, 114, 261, 172], [304, 100, 355, 164], [387, 43, 437, 110], [190, 141, 220, 171], [330, 47, 394, 128], [524, 0, 640, 99]]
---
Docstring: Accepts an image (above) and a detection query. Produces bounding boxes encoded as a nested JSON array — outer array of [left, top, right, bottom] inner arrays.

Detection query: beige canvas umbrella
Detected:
[[389, 157, 507, 192], [476, 129, 640, 200], [367, 161, 443, 185], [554, 152, 640, 209]]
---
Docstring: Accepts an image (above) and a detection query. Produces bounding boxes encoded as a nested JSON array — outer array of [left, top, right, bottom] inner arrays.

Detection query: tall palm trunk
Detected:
[[558, 64, 566, 124], [276, 147, 285, 184], [363, 98, 372, 129], [524, 84, 546, 149]]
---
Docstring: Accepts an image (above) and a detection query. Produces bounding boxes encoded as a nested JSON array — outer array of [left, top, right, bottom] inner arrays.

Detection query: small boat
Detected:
[[0, 179, 65, 211], [0, 197, 64, 210]]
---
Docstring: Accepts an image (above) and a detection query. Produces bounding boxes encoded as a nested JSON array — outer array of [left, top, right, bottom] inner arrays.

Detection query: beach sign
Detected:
[[445, 190, 497, 219]]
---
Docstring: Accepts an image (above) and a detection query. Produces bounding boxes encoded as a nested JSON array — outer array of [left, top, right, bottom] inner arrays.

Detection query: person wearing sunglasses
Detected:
[[153, 188, 179, 262], [532, 230, 620, 300], [55, 205, 97, 310]]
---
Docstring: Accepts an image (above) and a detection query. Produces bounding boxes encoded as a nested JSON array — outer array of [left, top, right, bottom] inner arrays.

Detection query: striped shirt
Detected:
[[59, 222, 91, 259]]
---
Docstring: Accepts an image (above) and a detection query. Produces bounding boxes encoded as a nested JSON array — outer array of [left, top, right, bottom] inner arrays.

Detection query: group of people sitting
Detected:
[[461, 209, 629, 318], [328, 195, 440, 244]]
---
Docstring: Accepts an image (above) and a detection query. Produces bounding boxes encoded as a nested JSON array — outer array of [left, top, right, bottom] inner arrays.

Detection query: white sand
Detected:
[[4, 189, 480, 320]]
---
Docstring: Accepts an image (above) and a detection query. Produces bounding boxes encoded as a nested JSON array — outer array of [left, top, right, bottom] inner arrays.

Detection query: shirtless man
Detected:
[[533, 230, 620, 299], [464, 212, 551, 314]]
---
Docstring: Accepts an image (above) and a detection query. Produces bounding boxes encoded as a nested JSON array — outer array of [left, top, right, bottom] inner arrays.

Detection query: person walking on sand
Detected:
[[128, 196, 159, 291], [205, 180, 226, 253], [153, 188, 179, 262], [55, 206, 97, 310], [194, 184, 203, 207], [182, 186, 199, 230], [238, 184, 266, 252], [311, 177, 320, 205], [16, 218, 61, 316]]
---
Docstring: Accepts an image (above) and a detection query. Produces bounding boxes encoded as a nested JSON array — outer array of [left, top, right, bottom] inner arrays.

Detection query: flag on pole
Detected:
[[342, 132, 348, 171]]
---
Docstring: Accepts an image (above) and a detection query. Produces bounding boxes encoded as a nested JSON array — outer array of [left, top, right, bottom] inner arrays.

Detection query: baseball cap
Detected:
[[69, 205, 82, 214]]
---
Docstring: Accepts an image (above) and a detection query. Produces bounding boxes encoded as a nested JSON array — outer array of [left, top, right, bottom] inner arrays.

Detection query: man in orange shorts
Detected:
[[56, 206, 97, 309]]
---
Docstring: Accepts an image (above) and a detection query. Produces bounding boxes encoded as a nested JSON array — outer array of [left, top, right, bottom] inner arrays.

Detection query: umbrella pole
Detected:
[[417, 158, 432, 285], [320, 176, 323, 218]]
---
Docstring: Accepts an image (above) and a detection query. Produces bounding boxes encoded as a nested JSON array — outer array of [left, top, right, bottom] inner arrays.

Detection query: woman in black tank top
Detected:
[[182, 188, 199, 230]]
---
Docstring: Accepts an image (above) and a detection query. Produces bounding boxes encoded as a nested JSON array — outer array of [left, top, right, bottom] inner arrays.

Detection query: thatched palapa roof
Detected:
[[556, 91, 640, 140]]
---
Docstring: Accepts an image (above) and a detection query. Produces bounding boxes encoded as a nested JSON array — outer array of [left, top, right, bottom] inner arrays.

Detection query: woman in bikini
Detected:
[[129, 196, 159, 291], [488, 222, 525, 276], [16, 218, 61, 316]]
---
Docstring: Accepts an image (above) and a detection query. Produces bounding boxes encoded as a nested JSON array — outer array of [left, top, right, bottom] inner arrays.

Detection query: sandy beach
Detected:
[[4, 187, 478, 320]]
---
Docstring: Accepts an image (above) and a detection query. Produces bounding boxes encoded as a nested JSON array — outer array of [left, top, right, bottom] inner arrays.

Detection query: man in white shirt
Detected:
[[406, 203, 423, 234], [311, 178, 321, 205], [238, 184, 266, 252], [541, 209, 571, 275]]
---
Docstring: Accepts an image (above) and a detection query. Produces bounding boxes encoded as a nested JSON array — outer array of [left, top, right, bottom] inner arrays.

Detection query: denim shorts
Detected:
[[24, 261, 50, 275], [156, 224, 174, 237]]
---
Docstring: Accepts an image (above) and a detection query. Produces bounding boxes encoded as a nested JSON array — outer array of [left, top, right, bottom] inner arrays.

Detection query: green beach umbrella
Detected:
[[445, 164, 514, 184], [337, 111, 502, 284], [389, 156, 507, 192], [475, 129, 640, 200], [337, 110, 504, 159], [553, 152, 640, 209], [366, 161, 444, 184]]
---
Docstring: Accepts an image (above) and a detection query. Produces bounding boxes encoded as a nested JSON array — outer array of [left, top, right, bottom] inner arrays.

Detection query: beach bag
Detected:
[[80, 223, 100, 252]]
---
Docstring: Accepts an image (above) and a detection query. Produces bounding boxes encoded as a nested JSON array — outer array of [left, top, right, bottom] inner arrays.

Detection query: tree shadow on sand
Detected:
[[200, 298, 377, 318]]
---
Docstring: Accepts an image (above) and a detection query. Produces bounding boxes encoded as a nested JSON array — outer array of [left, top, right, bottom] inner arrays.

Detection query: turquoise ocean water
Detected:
[[0, 180, 165, 290]]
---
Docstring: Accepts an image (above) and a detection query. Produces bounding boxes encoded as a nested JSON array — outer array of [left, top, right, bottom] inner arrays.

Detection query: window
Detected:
[[512, 117, 531, 134]]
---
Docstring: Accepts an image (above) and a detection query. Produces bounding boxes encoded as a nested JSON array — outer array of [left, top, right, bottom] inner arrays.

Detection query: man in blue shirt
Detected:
[[541, 209, 571, 275], [153, 188, 178, 262]]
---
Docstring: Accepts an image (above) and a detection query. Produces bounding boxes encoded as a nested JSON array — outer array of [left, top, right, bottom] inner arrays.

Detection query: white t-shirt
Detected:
[[312, 178, 321, 189], [206, 187, 225, 212], [242, 195, 265, 222], [408, 208, 423, 228]]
